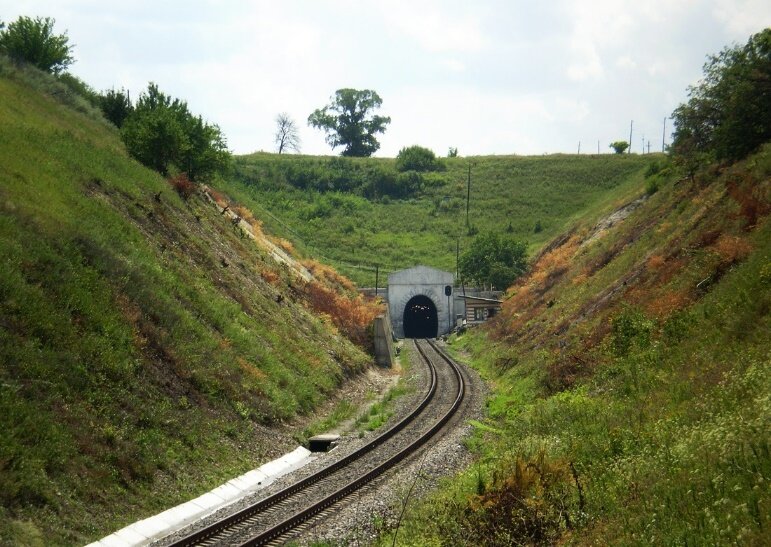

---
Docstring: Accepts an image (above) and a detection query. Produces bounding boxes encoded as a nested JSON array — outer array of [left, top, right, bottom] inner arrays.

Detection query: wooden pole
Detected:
[[629, 120, 633, 153], [455, 238, 460, 280], [466, 163, 471, 228]]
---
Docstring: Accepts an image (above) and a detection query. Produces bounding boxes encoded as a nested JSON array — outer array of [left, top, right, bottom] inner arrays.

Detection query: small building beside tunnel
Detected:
[[459, 294, 503, 324], [388, 265, 454, 339]]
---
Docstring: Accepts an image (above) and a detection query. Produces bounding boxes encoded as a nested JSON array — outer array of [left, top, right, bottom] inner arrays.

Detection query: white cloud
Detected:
[[441, 58, 466, 72], [616, 56, 637, 70], [713, 0, 771, 34], [377, 0, 488, 53], [1, 0, 770, 157]]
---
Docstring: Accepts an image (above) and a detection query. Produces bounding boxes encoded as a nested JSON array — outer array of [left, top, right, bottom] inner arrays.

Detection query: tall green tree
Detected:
[[99, 88, 133, 128], [0, 16, 74, 74], [459, 232, 528, 289], [672, 28, 771, 164], [120, 83, 230, 180], [308, 89, 391, 157]]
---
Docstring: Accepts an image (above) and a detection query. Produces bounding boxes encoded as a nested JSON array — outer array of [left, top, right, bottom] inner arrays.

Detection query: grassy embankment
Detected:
[[375, 147, 770, 545], [0, 61, 377, 545], [217, 152, 654, 286]]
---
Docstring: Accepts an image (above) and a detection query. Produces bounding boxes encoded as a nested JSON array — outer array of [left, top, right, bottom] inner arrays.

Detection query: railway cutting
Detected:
[[160, 339, 469, 546]]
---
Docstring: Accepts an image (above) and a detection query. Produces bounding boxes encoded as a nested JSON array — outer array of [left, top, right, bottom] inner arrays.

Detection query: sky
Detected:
[[3, 1, 770, 157]]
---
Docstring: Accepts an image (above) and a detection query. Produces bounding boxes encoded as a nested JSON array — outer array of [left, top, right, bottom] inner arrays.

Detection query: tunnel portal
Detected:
[[387, 265, 454, 338], [403, 295, 438, 338]]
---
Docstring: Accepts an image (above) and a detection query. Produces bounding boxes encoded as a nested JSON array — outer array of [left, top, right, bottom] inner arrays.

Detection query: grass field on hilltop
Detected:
[[216, 152, 656, 286]]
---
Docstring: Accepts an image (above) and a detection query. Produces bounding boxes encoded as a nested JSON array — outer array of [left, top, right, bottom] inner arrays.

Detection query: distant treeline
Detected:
[[236, 149, 447, 201]]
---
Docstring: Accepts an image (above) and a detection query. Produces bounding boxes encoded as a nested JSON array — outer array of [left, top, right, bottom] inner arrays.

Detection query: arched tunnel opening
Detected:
[[403, 295, 438, 338]]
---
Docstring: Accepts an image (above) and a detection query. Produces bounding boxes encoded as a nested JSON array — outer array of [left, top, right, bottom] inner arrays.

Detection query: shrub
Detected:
[[610, 306, 654, 357], [260, 269, 281, 285], [461, 452, 580, 545], [609, 141, 629, 154], [395, 145, 444, 172], [168, 173, 196, 200], [645, 176, 660, 195], [711, 234, 753, 264]]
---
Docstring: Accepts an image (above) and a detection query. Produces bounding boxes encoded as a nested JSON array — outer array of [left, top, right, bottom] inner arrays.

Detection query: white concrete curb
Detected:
[[86, 446, 313, 547]]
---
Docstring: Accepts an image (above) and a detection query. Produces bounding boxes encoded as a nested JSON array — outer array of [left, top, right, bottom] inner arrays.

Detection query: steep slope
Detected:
[[377, 148, 770, 544], [0, 63, 373, 544], [219, 152, 654, 286]]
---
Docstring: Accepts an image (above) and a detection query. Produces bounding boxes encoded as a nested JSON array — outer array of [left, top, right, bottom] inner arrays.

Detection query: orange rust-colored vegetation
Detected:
[[486, 155, 770, 391], [168, 173, 196, 200], [234, 205, 264, 235], [302, 259, 356, 292], [300, 281, 382, 351], [710, 234, 753, 264]]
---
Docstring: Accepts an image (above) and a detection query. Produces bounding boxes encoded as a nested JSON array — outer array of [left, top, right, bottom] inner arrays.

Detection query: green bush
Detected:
[[395, 145, 444, 172], [610, 306, 654, 357]]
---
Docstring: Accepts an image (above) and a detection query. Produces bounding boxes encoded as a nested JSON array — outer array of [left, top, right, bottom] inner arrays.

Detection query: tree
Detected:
[[459, 232, 528, 289], [99, 88, 133, 128], [395, 145, 443, 172], [120, 83, 230, 180], [609, 141, 629, 154], [671, 29, 771, 163], [0, 16, 74, 74], [448, 147, 459, 158], [308, 88, 391, 157], [274, 112, 301, 154]]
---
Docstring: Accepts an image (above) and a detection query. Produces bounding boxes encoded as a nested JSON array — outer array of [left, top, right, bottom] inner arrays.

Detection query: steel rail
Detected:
[[238, 339, 465, 546], [169, 339, 442, 547]]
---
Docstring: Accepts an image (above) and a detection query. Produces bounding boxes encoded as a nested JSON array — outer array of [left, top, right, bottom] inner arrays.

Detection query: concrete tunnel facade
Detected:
[[387, 265, 454, 338]]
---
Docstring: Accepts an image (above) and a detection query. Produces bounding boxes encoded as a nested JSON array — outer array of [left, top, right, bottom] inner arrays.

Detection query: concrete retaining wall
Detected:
[[373, 307, 395, 367]]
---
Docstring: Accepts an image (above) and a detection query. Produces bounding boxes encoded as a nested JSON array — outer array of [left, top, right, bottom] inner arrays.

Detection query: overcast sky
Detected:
[[3, 1, 770, 157]]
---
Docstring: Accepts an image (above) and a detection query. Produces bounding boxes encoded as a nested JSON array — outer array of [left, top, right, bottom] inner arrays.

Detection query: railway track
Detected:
[[166, 338, 465, 547]]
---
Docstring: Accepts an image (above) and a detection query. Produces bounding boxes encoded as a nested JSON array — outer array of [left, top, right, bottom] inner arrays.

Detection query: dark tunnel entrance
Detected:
[[403, 295, 438, 338]]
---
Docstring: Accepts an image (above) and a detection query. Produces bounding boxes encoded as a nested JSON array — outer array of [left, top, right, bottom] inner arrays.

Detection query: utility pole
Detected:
[[629, 120, 634, 153], [455, 238, 460, 280], [374, 264, 379, 298], [647, 140, 651, 154], [466, 162, 473, 229], [662, 117, 667, 152], [577, 141, 581, 154], [598, 140, 600, 155]]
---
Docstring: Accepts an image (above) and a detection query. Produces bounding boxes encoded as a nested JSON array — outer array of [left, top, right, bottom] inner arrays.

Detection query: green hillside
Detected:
[[0, 61, 372, 545], [377, 147, 771, 545], [217, 152, 655, 286]]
